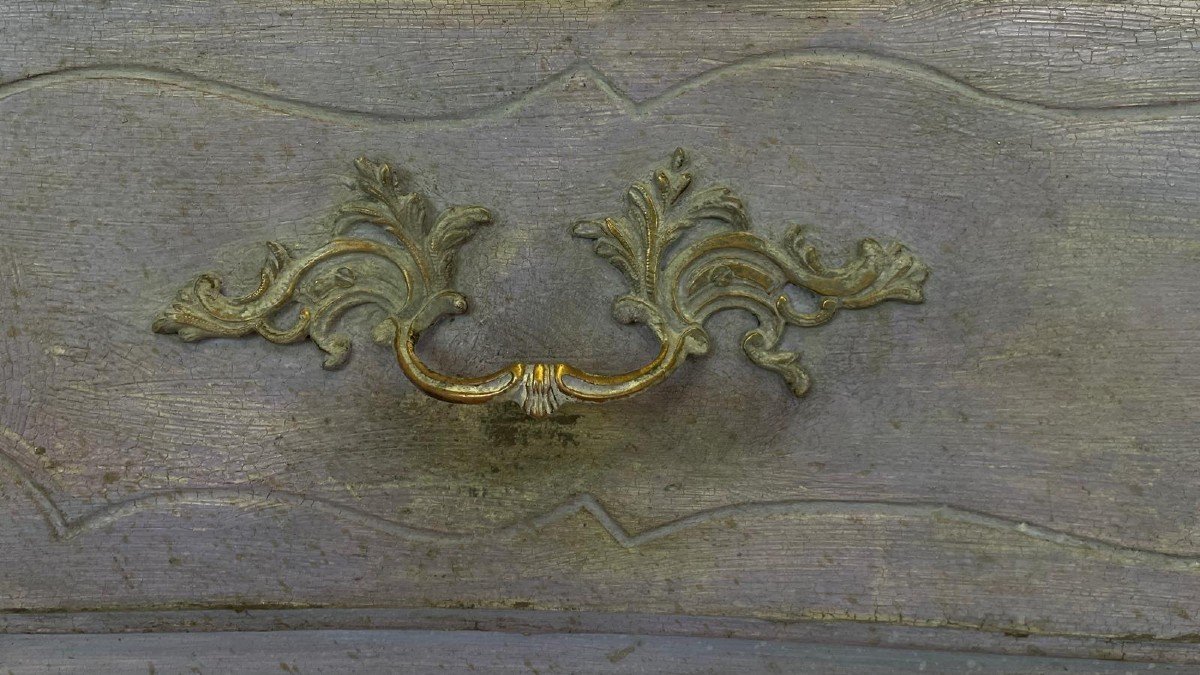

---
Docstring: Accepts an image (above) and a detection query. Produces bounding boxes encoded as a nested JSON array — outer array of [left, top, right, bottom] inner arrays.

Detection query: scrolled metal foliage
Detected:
[[152, 158, 491, 371], [571, 147, 928, 401], [154, 150, 928, 417]]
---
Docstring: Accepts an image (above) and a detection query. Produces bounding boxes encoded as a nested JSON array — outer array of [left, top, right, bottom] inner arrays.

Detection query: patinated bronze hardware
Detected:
[[154, 149, 928, 416]]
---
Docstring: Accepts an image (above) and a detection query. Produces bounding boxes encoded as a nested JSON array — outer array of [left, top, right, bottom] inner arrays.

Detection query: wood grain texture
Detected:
[[10, 0, 1200, 110], [7, 629, 1195, 674], [2, 0, 1200, 666], [7, 607, 1200, 665]]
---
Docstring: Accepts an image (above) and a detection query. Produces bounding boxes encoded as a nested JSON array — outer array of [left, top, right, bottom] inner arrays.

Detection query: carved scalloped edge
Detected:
[[2, 424, 1199, 573], [2, 49, 1198, 129]]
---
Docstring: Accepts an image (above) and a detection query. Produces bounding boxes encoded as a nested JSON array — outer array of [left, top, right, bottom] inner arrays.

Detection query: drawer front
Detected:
[[2, 1, 1199, 668]]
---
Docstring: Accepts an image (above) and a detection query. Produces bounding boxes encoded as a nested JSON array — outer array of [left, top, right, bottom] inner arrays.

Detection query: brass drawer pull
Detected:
[[154, 149, 928, 417]]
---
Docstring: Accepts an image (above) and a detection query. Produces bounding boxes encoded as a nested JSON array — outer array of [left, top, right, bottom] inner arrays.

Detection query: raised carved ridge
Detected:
[[1, 423, 1199, 574], [5, 50, 1200, 128], [152, 149, 928, 416]]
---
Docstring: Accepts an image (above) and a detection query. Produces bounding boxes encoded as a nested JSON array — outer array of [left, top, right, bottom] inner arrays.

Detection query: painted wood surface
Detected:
[[6, 629, 1198, 674], [1, 0, 1199, 667]]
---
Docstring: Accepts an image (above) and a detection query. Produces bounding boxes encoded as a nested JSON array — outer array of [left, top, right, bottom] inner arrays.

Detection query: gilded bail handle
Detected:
[[154, 150, 929, 417]]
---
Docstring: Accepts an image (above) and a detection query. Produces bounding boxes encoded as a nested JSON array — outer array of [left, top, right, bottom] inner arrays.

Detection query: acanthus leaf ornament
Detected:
[[152, 157, 492, 372], [154, 149, 929, 417]]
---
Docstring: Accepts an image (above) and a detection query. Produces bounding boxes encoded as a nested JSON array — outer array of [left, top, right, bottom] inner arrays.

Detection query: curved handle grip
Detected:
[[154, 149, 928, 417]]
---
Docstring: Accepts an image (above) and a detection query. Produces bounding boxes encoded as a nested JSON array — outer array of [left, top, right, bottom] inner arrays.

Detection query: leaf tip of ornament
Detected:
[[671, 147, 687, 169]]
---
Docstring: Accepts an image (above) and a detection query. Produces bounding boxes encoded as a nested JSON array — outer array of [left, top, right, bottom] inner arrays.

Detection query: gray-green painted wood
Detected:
[[2, 0, 1199, 668], [5, 630, 1196, 674]]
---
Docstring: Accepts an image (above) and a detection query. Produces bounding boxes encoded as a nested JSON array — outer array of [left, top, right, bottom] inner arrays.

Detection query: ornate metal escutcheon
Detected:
[[154, 149, 929, 416]]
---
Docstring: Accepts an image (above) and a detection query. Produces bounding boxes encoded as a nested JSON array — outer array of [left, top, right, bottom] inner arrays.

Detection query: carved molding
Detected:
[[3, 421, 1199, 577], [11, 50, 1200, 127], [153, 149, 929, 416]]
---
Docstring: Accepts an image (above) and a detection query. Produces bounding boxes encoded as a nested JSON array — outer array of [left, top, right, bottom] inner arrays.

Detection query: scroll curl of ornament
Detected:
[[154, 149, 929, 417]]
